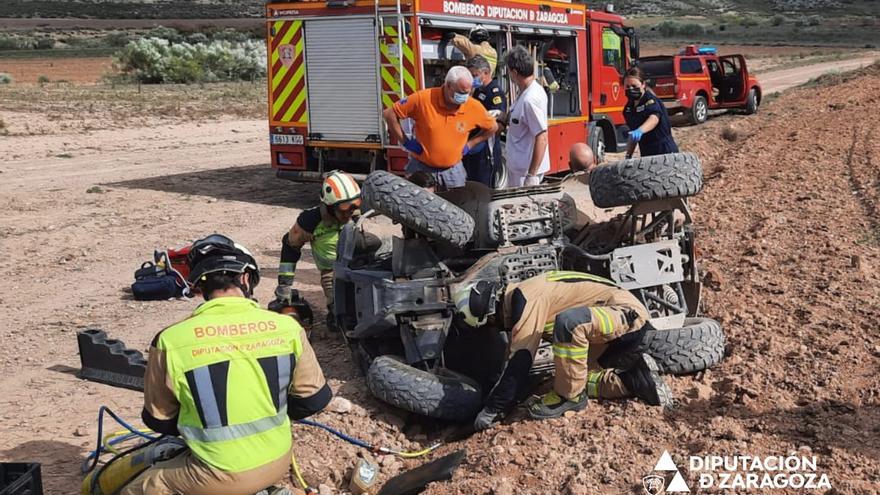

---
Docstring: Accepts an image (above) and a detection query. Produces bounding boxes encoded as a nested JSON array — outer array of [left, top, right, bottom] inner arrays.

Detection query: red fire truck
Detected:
[[266, 0, 639, 182]]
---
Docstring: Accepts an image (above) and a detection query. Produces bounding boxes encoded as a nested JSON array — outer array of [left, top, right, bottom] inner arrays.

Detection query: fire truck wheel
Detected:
[[366, 355, 483, 421], [493, 150, 508, 189], [598, 318, 725, 375], [588, 125, 605, 164], [689, 95, 708, 125], [744, 88, 759, 115], [362, 170, 475, 247], [589, 152, 703, 208]]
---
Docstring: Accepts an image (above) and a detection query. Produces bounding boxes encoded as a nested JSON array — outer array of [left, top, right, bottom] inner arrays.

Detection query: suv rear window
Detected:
[[680, 58, 703, 74], [638, 57, 673, 77]]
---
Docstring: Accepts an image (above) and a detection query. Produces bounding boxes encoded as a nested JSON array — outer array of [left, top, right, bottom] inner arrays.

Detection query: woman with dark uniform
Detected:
[[623, 66, 679, 159]]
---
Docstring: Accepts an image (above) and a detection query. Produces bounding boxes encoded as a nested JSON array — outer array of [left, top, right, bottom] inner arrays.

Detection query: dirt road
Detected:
[[756, 55, 878, 93], [0, 60, 878, 493]]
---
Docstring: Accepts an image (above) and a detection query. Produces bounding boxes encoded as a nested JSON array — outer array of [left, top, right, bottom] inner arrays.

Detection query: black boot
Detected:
[[618, 353, 673, 408], [325, 304, 339, 333], [474, 350, 533, 430]]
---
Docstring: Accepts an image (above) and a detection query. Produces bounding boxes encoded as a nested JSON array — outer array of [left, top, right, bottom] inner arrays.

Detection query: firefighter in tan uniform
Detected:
[[125, 234, 332, 495], [454, 271, 673, 430], [443, 27, 497, 75]]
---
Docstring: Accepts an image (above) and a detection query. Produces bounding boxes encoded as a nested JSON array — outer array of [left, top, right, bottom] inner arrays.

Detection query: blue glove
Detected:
[[462, 144, 471, 156], [403, 138, 423, 155], [628, 128, 643, 142], [467, 142, 487, 155]]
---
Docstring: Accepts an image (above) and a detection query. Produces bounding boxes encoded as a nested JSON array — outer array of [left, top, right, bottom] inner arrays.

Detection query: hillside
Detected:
[[1, 0, 878, 19], [0, 0, 264, 19]]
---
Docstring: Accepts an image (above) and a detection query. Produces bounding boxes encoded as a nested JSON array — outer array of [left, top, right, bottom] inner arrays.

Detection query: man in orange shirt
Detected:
[[383, 66, 498, 190]]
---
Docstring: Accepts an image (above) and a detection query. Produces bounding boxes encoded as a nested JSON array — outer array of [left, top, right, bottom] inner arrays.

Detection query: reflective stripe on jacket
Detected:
[[156, 297, 306, 472]]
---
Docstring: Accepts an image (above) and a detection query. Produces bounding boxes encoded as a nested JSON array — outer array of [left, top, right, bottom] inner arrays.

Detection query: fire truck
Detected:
[[265, 0, 639, 182]]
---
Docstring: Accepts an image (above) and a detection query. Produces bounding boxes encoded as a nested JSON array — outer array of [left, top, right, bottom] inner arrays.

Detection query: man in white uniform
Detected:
[[504, 45, 550, 188]]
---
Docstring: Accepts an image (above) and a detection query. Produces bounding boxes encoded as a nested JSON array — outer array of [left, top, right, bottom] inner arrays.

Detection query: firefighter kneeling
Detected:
[[269, 171, 363, 332], [119, 234, 331, 495], [454, 271, 674, 431]]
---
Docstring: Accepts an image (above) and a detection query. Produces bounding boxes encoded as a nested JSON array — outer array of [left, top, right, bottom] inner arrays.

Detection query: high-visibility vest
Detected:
[[157, 297, 305, 472]]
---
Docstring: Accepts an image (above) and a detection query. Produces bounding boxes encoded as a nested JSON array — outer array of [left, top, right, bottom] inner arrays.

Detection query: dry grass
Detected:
[[720, 125, 741, 142], [0, 80, 266, 134]]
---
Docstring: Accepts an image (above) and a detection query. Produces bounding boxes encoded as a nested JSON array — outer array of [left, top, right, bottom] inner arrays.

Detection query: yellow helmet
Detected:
[[321, 171, 361, 207], [453, 280, 500, 328]]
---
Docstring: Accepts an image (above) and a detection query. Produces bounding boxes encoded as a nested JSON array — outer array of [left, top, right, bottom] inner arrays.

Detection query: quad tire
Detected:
[[362, 171, 475, 247], [599, 317, 725, 375], [366, 355, 483, 421], [589, 152, 703, 208]]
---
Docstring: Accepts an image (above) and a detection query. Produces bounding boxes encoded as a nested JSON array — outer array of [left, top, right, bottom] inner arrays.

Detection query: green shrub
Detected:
[[771, 15, 785, 27], [0, 35, 33, 50], [0, 73, 12, 84], [186, 32, 210, 45], [35, 37, 55, 49], [103, 31, 132, 47], [38, 75, 50, 85], [114, 38, 266, 84], [209, 28, 250, 43], [148, 26, 183, 43], [740, 16, 760, 28], [656, 20, 706, 37]]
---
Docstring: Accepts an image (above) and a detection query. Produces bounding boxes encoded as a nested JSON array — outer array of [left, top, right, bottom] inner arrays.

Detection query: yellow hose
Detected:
[[378, 442, 442, 458], [290, 449, 310, 492], [102, 429, 154, 455]]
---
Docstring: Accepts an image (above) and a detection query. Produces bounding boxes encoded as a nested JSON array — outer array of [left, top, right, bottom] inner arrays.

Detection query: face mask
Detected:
[[472, 77, 482, 90], [453, 91, 469, 105], [626, 87, 643, 100]]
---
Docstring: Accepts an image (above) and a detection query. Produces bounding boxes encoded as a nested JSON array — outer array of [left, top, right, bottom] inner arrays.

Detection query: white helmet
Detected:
[[321, 171, 361, 208], [453, 280, 500, 328]]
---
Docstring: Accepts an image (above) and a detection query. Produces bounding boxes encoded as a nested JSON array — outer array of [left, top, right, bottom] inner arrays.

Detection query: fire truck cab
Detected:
[[266, 0, 639, 182]]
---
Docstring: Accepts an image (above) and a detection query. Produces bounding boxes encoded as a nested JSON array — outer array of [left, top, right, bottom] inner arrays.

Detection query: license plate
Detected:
[[271, 134, 304, 146]]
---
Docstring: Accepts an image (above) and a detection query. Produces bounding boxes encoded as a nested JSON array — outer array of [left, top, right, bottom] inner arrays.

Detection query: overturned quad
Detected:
[[332, 153, 724, 421]]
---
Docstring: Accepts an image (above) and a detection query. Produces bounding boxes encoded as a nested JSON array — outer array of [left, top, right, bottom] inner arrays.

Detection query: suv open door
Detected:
[[719, 55, 748, 105]]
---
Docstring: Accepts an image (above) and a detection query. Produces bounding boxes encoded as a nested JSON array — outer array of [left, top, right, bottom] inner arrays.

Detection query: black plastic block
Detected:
[[77, 329, 147, 392], [0, 463, 42, 495]]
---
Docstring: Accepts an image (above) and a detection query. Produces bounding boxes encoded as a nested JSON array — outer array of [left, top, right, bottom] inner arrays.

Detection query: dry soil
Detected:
[[0, 60, 878, 495]]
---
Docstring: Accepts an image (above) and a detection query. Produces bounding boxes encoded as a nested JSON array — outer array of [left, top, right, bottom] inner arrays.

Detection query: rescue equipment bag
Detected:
[[131, 251, 189, 300]]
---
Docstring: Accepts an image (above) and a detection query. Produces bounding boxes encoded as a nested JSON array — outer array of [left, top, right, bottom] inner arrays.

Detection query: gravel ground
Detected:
[[0, 64, 878, 494]]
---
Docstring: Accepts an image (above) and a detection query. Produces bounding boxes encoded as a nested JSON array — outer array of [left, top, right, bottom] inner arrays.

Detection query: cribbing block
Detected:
[[0, 462, 42, 495], [77, 329, 146, 392]]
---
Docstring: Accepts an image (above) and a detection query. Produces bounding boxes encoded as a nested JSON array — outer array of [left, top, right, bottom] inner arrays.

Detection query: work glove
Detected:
[[473, 407, 502, 431], [524, 175, 541, 187], [628, 128, 643, 142], [441, 31, 457, 42], [403, 138, 424, 155], [467, 142, 486, 155]]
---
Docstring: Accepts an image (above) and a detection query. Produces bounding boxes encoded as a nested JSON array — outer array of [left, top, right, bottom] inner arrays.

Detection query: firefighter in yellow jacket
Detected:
[[269, 171, 362, 331], [443, 27, 497, 75], [453, 271, 673, 430], [123, 234, 332, 495]]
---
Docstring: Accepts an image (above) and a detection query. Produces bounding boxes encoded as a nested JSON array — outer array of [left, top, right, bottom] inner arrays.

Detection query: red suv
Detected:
[[638, 45, 761, 124]]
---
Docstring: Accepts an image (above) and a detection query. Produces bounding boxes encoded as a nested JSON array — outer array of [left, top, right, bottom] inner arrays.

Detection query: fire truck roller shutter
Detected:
[[304, 18, 381, 142], [270, 20, 308, 124]]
